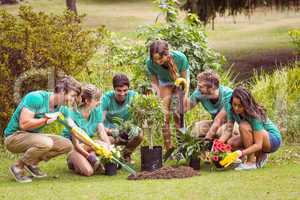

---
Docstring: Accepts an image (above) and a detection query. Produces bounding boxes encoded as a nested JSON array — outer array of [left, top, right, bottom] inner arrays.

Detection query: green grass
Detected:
[[0, 145, 299, 200]]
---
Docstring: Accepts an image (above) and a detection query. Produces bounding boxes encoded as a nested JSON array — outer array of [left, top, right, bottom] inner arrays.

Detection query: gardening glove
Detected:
[[87, 153, 100, 170], [128, 126, 141, 140], [220, 150, 242, 168], [175, 78, 188, 93], [111, 129, 120, 138], [44, 112, 61, 124], [66, 117, 78, 128]]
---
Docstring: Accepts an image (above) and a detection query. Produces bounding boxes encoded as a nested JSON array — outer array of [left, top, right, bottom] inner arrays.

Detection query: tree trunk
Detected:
[[66, 0, 77, 15]]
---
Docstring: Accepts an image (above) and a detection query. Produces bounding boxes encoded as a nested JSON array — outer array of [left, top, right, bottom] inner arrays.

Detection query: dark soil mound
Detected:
[[128, 166, 199, 180]]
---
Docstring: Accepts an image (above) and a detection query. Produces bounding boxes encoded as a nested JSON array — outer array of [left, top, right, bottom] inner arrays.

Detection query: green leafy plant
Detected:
[[289, 29, 300, 53], [138, 5, 225, 89], [0, 6, 105, 139], [129, 94, 165, 149]]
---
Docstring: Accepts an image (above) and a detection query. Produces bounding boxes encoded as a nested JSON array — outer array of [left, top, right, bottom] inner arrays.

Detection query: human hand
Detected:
[[44, 112, 60, 124]]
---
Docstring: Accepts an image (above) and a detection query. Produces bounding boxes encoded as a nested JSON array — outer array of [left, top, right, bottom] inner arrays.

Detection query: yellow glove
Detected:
[[220, 150, 242, 168], [175, 78, 188, 93]]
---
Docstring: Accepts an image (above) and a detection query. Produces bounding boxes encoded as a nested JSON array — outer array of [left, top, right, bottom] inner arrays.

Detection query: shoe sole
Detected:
[[9, 167, 32, 183], [24, 166, 47, 178]]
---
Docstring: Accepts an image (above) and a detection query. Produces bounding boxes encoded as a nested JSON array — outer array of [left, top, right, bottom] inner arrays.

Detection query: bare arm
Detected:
[[150, 75, 160, 96], [19, 107, 47, 130], [206, 108, 227, 140], [96, 123, 111, 144]]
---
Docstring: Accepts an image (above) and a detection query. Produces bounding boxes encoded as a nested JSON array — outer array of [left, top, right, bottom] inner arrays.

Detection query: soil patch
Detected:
[[225, 48, 298, 82], [128, 166, 199, 180]]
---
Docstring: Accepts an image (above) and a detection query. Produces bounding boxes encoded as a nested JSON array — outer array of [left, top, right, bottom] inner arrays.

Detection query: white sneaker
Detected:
[[235, 163, 257, 171]]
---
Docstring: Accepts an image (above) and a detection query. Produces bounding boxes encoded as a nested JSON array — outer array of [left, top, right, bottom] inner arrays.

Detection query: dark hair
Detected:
[[54, 76, 81, 96], [149, 40, 178, 80], [81, 84, 101, 104], [197, 70, 220, 89], [112, 74, 130, 89], [231, 86, 267, 122]]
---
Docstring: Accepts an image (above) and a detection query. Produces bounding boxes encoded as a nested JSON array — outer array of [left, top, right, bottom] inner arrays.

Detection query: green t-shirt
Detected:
[[225, 103, 282, 140], [4, 90, 59, 137], [61, 106, 103, 140], [146, 50, 190, 83], [100, 90, 137, 128], [189, 85, 233, 119]]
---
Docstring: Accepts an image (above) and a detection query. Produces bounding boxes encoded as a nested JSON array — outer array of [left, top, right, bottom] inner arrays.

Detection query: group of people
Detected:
[[4, 40, 282, 183]]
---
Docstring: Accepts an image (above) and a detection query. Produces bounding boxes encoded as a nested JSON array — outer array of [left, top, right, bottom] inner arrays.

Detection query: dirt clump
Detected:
[[128, 166, 199, 180]]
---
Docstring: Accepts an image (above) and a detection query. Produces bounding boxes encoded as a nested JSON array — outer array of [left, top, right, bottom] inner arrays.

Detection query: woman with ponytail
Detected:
[[225, 87, 282, 170], [62, 84, 111, 176], [146, 40, 190, 151]]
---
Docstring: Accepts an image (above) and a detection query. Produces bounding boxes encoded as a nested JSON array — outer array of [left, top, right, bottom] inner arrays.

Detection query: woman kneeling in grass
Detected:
[[225, 87, 282, 170], [62, 84, 112, 176]]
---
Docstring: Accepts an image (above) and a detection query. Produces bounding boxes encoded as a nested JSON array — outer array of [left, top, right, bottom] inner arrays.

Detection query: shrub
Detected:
[[137, 2, 225, 89], [0, 6, 105, 138], [289, 29, 300, 53], [250, 64, 300, 143]]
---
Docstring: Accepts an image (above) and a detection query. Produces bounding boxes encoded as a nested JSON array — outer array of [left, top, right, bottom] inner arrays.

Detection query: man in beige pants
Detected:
[[4, 76, 81, 183]]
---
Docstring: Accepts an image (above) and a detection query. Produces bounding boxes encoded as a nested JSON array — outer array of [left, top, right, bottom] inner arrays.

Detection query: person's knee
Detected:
[[61, 138, 73, 153], [37, 138, 54, 151], [82, 167, 94, 177]]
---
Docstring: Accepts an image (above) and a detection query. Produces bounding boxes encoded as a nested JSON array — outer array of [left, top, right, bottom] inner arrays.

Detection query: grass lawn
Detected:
[[0, 145, 299, 200]]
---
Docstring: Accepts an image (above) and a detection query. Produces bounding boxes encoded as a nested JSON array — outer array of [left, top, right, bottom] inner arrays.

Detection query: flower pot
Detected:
[[105, 162, 117, 176], [213, 160, 224, 169], [189, 157, 200, 170], [141, 146, 163, 172]]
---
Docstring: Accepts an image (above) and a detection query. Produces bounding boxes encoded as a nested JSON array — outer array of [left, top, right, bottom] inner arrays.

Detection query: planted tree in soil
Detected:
[[129, 94, 164, 172]]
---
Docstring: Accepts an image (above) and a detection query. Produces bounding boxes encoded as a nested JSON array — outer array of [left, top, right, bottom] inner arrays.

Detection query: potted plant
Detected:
[[170, 130, 210, 171], [129, 94, 165, 172], [210, 139, 232, 169]]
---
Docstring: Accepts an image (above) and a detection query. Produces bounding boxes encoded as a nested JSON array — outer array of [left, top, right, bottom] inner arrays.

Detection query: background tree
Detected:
[[181, 0, 300, 30], [66, 0, 77, 14]]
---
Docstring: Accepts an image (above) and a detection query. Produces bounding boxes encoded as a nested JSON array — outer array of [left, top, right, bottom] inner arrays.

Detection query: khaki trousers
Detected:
[[5, 131, 72, 166]]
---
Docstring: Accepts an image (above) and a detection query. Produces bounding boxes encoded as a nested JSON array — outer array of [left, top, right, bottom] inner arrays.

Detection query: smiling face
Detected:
[[152, 53, 169, 66], [114, 85, 129, 103], [198, 81, 218, 99], [232, 97, 245, 115], [62, 90, 79, 107]]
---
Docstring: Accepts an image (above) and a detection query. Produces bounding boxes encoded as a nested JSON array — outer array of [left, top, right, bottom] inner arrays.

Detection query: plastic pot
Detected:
[[189, 157, 201, 170], [141, 146, 163, 172], [105, 162, 117, 176]]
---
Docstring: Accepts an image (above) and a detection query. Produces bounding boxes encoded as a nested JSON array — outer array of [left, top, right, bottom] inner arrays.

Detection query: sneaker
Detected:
[[24, 165, 47, 178], [235, 163, 257, 171], [256, 153, 269, 168], [9, 165, 32, 183]]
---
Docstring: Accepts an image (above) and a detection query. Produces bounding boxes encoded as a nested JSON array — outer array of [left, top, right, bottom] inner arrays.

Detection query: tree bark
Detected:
[[66, 0, 77, 15]]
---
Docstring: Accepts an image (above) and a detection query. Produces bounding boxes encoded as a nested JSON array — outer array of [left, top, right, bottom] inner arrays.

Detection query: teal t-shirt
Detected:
[[61, 106, 103, 140], [4, 90, 59, 137], [146, 50, 190, 83], [189, 85, 233, 119], [100, 90, 137, 128], [225, 103, 282, 140]]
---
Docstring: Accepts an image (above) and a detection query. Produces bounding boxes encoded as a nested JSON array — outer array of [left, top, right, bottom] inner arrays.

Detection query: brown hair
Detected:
[[231, 86, 267, 122], [112, 74, 130, 89], [81, 84, 101, 104], [197, 70, 220, 89], [54, 76, 81, 96], [149, 40, 178, 80]]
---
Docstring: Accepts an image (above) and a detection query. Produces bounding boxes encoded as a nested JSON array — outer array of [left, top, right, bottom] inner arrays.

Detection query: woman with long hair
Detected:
[[146, 40, 190, 151], [225, 86, 282, 170], [62, 84, 111, 176]]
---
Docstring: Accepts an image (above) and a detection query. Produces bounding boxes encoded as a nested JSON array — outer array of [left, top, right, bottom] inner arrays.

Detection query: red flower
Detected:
[[212, 155, 219, 161]]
